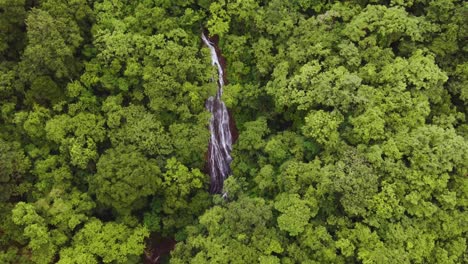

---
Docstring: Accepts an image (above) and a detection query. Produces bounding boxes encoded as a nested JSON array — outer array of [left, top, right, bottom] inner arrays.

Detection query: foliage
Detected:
[[58, 219, 148, 264], [91, 146, 161, 215], [0, 0, 466, 263]]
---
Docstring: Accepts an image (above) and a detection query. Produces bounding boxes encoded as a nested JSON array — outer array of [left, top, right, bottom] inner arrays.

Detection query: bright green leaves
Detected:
[[303, 110, 344, 148], [221, 34, 252, 83], [395, 125, 467, 176], [254, 165, 277, 195], [268, 62, 362, 113], [403, 51, 447, 93], [235, 117, 269, 152], [337, 217, 465, 264], [349, 107, 386, 143], [35, 189, 95, 231], [207, 1, 230, 36], [58, 219, 149, 264], [338, 41, 361, 68], [378, 50, 448, 103], [332, 149, 379, 217], [103, 102, 209, 167], [289, 20, 334, 65], [290, 225, 341, 263], [364, 124, 466, 219], [345, 50, 450, 144], [169, 120, 210, 167], [155, 158, 209, 234], [383, 125, 467, 217], [145, 157, 210, 235], [253, 37, 275, 76], [426, 0, 466, 58], [14, 105, 51, 139], [171, 197, 282, 264], [20, 8, 82, 81], [45, 112, 106, 169], [264, 131, 307, 164], [105, 104, 173, 156], [25, 74, 66, 107], [231, 117, 270, 178], [90, 25, 145, 92], [90, 0, 210, 123], [143, 40, 209, 119], [12, 202, 64, 264], [277, 160, 323, 195], [0, 139, 31, 202], [12, 202, 43, 227], [227, 0, 259, 21], [254, 0, 299, 38], [274, 193, 310, 236], [162, 158, 205, 209], [344, 5, 433, 47], [12, 188, 95, 264], [336, 223, 391, 264], [65, 81, 99, 115], [91, 146, 162, 215], [259, 255, 281, 264], [32, 155, 73, 194]]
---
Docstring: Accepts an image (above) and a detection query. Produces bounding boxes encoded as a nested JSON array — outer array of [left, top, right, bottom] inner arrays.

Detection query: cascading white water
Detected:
[[201, 33, 224, 95], [202, 32, 233, 194]]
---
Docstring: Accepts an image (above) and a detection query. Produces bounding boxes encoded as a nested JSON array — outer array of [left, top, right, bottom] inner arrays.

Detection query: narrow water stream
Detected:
[[202, 31, 236, 194]]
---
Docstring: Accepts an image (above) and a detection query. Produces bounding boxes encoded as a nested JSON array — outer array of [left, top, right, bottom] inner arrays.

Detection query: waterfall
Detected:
[[202, 32, 234, 194]]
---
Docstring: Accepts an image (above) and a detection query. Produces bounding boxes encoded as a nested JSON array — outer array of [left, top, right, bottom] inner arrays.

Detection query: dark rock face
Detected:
[[143, 234, 176, 264]]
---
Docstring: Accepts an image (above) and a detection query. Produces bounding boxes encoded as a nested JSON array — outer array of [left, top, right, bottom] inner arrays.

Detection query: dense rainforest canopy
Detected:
[[0, 0, 467, 263]]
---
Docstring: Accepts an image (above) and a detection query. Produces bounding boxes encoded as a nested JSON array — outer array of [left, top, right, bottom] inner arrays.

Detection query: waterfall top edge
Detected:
[[201, 31, 226, 93]]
